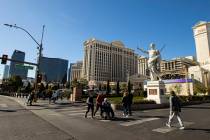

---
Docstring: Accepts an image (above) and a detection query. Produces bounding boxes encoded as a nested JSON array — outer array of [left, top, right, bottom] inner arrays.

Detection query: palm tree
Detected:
[[106, 80, 110, 94]]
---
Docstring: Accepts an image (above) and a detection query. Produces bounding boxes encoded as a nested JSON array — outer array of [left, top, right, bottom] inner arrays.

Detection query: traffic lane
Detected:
[[0, 96, 74, 140]]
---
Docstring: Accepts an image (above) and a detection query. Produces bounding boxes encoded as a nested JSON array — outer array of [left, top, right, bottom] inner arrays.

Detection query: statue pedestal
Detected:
[[147, 81, 168, 104], [70, 87, 82, 102]]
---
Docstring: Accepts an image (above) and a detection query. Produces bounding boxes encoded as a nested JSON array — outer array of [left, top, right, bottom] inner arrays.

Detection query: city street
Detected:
[[0, 95, 209, 140]]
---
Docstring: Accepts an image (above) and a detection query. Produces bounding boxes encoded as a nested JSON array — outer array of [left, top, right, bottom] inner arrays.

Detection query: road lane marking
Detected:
[[68, 112, 85, 116], [48, 113, 62, 116], [120, 117, 159, 126], [100, 120, 111, 122], [65, 109, 86, 113], [152, 122, 194, 133], [0, 104, 8, 108]]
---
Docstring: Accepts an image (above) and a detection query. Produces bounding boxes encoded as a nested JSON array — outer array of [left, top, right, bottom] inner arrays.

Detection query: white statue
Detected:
[[138, 43, 162, 81]]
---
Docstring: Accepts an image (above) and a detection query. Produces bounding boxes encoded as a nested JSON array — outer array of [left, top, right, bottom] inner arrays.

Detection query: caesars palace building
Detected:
[[82, 38, 138, 85], [189, 21, 210, 89]]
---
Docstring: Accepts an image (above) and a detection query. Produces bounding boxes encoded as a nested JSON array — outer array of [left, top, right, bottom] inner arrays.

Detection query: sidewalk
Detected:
[[8, 96, 85, 107]]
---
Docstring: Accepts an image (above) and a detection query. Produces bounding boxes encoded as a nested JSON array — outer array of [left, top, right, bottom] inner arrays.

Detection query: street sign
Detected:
[[15, 64, 34, 70]]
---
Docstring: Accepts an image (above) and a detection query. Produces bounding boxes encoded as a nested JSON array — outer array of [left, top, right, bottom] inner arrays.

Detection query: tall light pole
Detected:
[[4, 24, 45, 90]]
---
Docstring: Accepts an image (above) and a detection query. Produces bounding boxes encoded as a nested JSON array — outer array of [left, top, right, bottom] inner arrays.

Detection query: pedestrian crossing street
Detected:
[[50, 105, 194, 134]]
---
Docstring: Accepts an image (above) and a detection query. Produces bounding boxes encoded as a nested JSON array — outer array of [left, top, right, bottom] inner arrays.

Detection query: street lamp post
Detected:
[[4, 24, 45, 90]]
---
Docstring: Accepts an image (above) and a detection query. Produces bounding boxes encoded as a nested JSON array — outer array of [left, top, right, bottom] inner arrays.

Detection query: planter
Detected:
[[111, 103, 169, 111], [111, 100, 210, 111]]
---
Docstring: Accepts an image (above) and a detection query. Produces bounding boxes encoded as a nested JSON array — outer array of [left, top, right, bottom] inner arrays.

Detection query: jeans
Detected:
[[94, 104, 103, 117], [127, 104, 132, 115], [123, 105, 128, 115], [168, 111, 184, 127], [85, 104, 94, 117]]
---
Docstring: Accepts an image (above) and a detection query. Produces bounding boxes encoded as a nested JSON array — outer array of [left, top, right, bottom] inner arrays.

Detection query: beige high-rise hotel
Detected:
[[193, 21, 210, 65], [82, 38, 138, 84], [69, 61, 83, 82], [137, 56, 148, 76]]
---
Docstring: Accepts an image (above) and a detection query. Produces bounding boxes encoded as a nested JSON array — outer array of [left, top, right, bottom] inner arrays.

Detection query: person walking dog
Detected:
[[166, 91, 185, 130]]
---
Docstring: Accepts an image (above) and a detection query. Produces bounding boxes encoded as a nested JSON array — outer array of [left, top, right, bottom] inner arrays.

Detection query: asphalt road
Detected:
[[0, 95, 210, 140], [0, 96, 75, 140]]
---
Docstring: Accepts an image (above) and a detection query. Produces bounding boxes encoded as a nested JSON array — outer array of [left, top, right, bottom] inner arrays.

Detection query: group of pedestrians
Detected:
[[25, 89, 63, 106], [85, 91, 114, 120]]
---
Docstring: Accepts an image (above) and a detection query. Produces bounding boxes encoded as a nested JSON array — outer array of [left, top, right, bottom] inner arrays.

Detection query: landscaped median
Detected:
[[108, 95, 210, 111]]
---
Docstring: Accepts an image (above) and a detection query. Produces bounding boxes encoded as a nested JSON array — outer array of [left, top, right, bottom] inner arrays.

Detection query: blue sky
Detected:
[[0, 0, 210, 78]]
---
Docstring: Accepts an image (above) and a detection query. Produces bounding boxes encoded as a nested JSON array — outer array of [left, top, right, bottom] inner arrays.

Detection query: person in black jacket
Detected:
[[127, 93, 133, 116], [122, 92, 129, 117], [166, 91, 184, 130], [85, 92, 94, 118]]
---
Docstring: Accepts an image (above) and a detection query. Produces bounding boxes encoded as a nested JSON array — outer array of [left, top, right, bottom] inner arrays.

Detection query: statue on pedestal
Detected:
[[138, 43, 162, 81]]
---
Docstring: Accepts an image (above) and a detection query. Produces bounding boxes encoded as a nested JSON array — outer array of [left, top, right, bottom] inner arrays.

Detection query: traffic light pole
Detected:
[[4, 24, 45, 91]]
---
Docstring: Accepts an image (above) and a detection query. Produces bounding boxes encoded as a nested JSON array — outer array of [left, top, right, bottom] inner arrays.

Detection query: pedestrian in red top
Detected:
[[94, 91, 105, 118]]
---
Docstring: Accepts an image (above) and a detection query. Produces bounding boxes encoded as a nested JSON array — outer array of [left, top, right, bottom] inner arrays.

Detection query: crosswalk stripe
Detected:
[[0, 104, 8, 108], [58, 107, 87, 111], [68, 112, 85, 116], [65, 109, 86, 113], [68, 112, 101, 117], [100, 120, 111, 122], [152, 122, 194, 133], [120, 117, 159, 126], [48, 113, 62, 116]]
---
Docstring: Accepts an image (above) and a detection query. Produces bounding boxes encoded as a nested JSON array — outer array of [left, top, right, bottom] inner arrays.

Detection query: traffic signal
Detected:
[[37, 74, 42, 83], [1, 55, 8, 64]]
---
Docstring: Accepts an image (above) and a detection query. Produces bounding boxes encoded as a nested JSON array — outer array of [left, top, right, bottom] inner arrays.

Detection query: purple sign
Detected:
[[163, 79, 193, 84]]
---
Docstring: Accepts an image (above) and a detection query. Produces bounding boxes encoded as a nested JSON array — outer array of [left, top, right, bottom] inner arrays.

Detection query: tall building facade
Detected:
[[3, 65, 9, 79], [193, 21, 210, 65], [9, 50, 28, 79], [137, 56, 148, 76], [188, 21, 210, 92], [69, 61, 83, 82], [160, 57, 197, 79], [82, 38, 138, 84], [39, 57, 68, 83]]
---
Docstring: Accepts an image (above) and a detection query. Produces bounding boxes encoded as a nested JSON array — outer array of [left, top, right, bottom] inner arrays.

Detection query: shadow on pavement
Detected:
[[137, 115, 167, 118], [182, 106, 210, 109], [111, 117, 136, 121], [0, 109, 16, 112], [184, 128, 210, 133]]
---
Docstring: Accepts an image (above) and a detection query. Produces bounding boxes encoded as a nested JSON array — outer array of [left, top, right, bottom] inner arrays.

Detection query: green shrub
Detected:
[[108, 96, 155, 104], [178, 95, 210, 102]]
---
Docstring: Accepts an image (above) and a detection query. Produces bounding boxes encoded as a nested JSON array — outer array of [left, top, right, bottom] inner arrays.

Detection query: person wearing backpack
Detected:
[[85, 92, 94, 118], [166, 90, 185, 130]]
